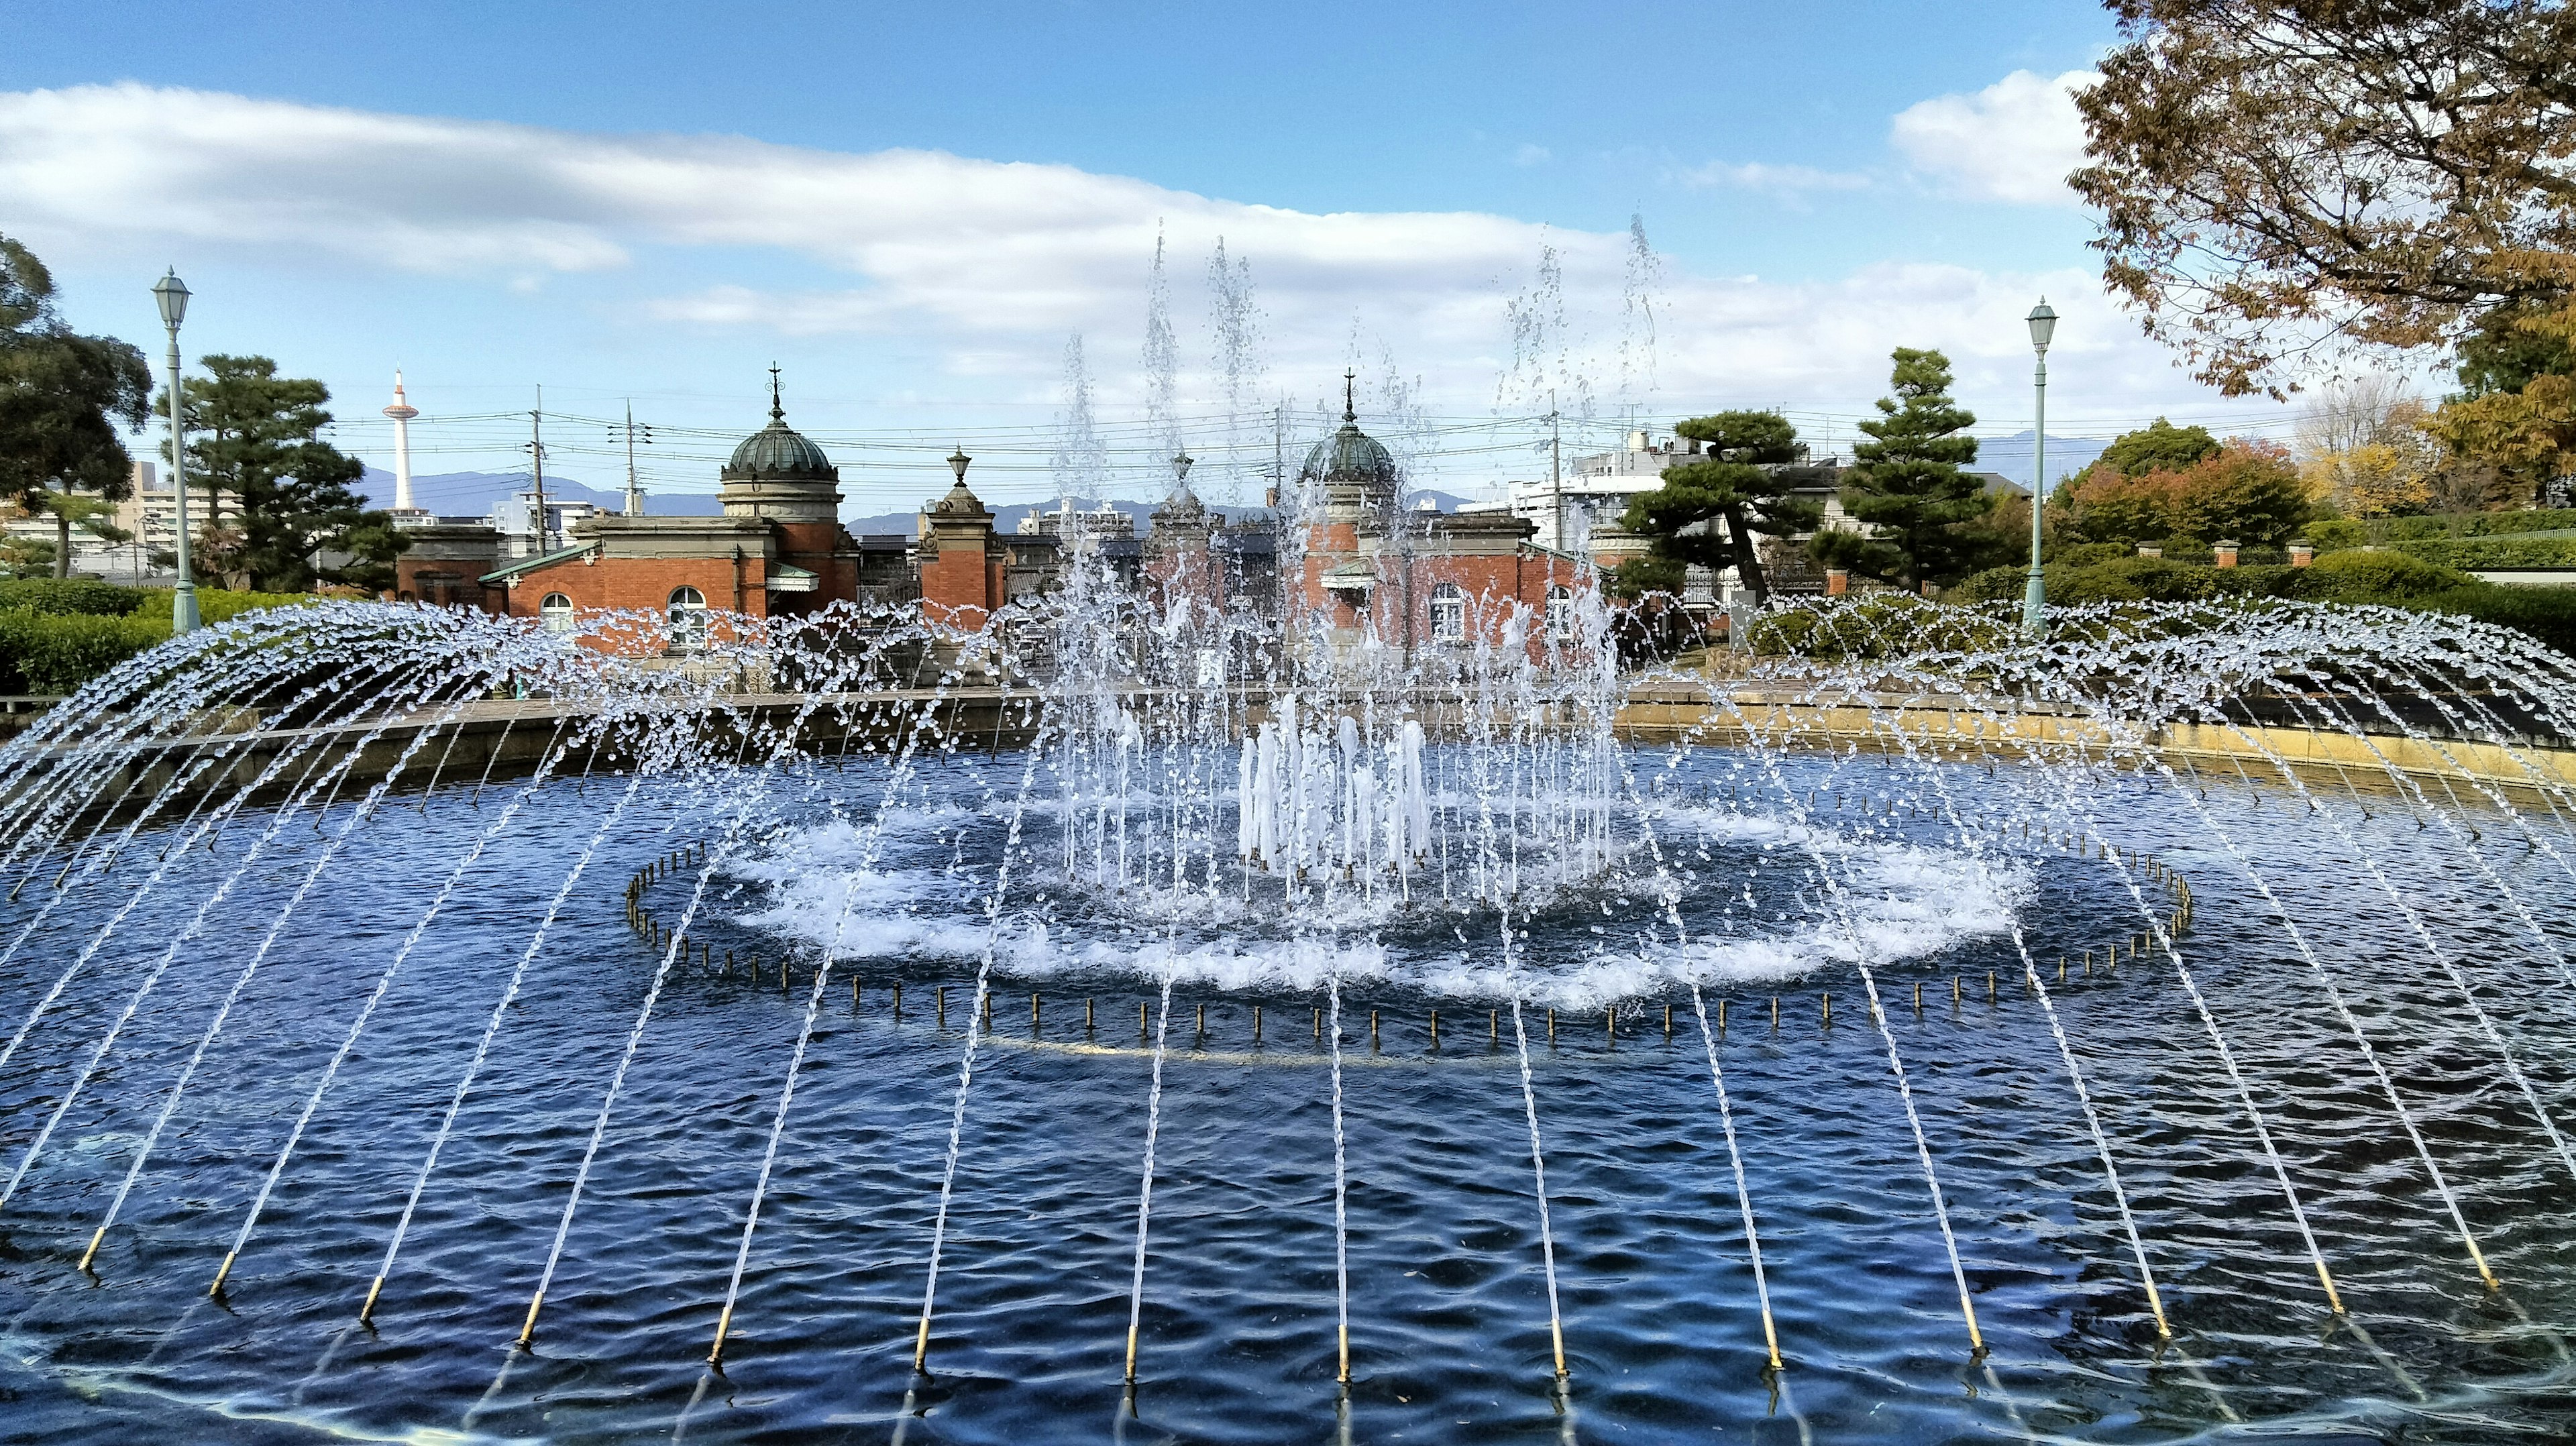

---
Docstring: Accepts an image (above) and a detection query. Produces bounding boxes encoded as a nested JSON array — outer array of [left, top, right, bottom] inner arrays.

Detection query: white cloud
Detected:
[[1676, 160, 1871, 194], [1889, 68, 2097, 207], [1512, 143, 1551, 167], [0, 81, 2249, 455]]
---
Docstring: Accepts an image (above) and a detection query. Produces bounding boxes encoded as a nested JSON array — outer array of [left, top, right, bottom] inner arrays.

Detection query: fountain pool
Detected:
[[1, 594, 2575, 1442]]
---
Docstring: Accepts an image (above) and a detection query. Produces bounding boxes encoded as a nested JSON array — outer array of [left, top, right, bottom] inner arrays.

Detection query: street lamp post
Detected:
[[152, 270, 199, 635], [2020, 298, 2057, 637]]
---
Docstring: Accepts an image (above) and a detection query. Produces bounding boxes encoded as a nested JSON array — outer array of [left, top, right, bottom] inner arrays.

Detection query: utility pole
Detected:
[[1548, 388, 1564, 552], [525, 387, 548, 557], [615, 400, 651, 516], [1271, 402, 1284, 508]]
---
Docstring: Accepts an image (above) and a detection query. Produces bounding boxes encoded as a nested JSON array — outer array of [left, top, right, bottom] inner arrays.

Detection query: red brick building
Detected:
[[1291, 382, 1589, 661], [394, 381, 851, 641], [394, 376, 1592, 659]]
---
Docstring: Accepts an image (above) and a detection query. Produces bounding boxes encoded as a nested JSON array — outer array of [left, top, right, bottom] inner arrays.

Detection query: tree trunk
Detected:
[[1723, 504, 1768, 603], [52, 506, 68, 579]]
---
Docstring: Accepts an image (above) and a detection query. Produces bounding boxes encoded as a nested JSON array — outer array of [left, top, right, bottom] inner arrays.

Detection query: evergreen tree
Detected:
[[1617, 410, 1820, 603], [0, 235, 151, 578], [1811, 348, 1990, 592], [158, 355, 403, 591]]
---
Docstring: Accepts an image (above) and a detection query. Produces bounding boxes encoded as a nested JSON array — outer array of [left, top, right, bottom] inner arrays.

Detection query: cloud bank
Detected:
[[1890, 68, 2098, 207], [0, 81, 2204, 425]]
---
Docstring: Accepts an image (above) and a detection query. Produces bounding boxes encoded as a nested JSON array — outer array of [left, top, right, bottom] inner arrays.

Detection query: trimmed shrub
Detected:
[[2391, 535, 2576, 569], [0, 609, 171, 693], [2380, 508, 2576, 540], [0, 579, 146, 616], [0, 588, 325, 695], [2207, 563, 2298, 597], [130, 588, 324, 625], [2051, 542, 2133, 568], [1957, 565, 2035, 603], [2054, 557, 2226, 604], [1748, 594, 2008, 659], [2411, 586, 2576, 655], [2284, 549, 2474, 601]]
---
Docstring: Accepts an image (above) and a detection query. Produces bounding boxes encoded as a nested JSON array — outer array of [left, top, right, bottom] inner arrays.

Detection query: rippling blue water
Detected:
[[3, 748, 2574, 1443]]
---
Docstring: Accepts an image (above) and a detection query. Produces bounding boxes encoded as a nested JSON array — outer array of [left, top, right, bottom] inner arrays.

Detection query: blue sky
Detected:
[[1, 1, 2273, 510]]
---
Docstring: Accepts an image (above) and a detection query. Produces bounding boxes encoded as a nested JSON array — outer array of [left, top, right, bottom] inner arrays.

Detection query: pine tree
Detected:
[[1617, 410, 1819, 602], [1811, 348, 1990, 592], [159, 355, 401, 591]]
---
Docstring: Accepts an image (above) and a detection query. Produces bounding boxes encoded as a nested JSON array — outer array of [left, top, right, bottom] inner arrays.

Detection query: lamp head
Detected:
[[152, 269, 189, 329], [948, 447, 971, 483], [1172, 450, 1193, 484], [2027, 297, 2057, 352]]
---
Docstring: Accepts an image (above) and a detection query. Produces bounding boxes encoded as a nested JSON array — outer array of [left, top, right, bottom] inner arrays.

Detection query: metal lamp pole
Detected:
[[152, 270, 199, 634], [2019, 298, 2057, 637]]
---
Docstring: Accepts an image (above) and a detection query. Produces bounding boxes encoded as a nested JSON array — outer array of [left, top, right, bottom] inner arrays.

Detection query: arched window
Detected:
[[667, 585, 708, 652], [1430, 582, 1466, 643], [1545, 584, 1576, 641], [539, 593, 574, 634]]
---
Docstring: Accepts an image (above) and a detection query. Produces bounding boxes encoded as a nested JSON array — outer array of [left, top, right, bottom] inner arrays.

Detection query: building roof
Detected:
[[1298, 372, 1398, 498], [722, 378, 838, 482], [478, 542, 597, 584], [1301, 420, 1397, 491]]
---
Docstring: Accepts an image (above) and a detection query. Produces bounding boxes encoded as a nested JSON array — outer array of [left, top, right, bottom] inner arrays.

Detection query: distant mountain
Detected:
[[1972, 432, 2112, 492], [357, 467, 720, 519]]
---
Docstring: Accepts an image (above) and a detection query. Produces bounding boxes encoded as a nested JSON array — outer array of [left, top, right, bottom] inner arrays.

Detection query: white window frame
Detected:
[[667, 585, 708, 653], [539, 592, 575, 634], [1430, 582, 1466, 643], [1545, 584, 1576, 641]]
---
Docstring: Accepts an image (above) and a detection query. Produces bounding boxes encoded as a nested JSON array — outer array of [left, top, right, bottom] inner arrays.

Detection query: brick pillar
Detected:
[[2289, 541, 2314, 567], [919, 480, 1000, 630], [1825, 568, 1848, 596], [2214, 539, 2239, 568]]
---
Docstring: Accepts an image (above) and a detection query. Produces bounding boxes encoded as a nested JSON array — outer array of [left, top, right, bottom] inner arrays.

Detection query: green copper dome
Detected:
[[723, 418, 837, 482], [722, 372, 839, 482], [1299, 420, 1396, 489], [1299, 374, 1397, 496]]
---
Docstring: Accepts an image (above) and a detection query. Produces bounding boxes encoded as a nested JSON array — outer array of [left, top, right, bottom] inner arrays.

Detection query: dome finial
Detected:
[[1342, 369, 1356, 423], [767, 364, 784, 423]]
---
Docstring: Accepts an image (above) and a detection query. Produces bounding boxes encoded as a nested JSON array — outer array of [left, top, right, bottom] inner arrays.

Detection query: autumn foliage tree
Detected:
[[2421, 298, 2576, 501], [2074, 1, 2576, 398], [2061, 439, 2312, 545]]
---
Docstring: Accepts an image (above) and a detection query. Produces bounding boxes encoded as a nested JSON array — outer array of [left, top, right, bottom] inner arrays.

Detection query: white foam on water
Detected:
[[735, 805, 2025, 1009]]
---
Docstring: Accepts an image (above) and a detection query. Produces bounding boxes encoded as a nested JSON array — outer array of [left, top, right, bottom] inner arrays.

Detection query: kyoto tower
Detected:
[[383, 370, 422, 516]]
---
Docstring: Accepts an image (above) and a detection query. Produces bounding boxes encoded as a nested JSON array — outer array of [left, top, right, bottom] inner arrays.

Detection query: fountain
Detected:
[[2, 543, 2576, 1442]]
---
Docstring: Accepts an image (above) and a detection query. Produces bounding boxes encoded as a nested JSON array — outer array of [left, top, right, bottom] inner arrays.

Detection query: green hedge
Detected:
[[132, 588, 324, 625], [2389, 535, 2576, 569], [1748, 594, 2011, 659], [2408, 586, 2576, 656], [0, 579, 146, 616], [1835, 547, 2576, 660], [0, 589, 324, 695], [2308, 510, 2576, 555], [0, 610, 171, 693]]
